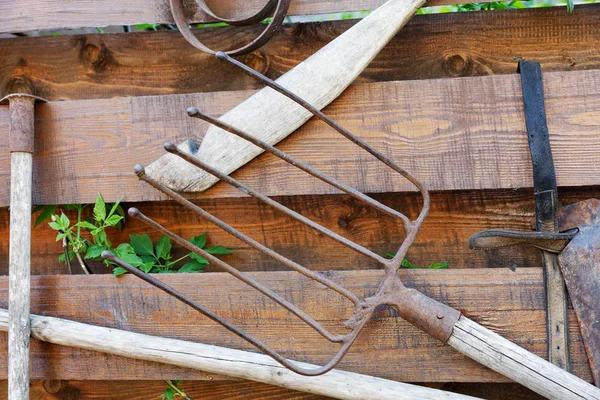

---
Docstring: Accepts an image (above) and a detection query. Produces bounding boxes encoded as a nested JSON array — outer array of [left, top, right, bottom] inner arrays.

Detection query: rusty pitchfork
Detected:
[[103, 52, 600, 399]]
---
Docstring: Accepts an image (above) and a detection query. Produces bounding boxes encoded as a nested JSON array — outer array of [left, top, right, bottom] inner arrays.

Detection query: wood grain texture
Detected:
[[0, 269, 592, 382], [0, 0, 502, 33], [448, 317, 600, 399], [8, 152, 33, 400], [4, 187, 599, 277], [1, 69, 600, 206], [2, 5, 600, 101], [0, 380, 547, 400]]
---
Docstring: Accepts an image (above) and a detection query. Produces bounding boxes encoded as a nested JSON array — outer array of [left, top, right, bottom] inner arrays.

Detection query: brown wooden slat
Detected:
[[0, 380, 547, 400], [11, 187, 598, 276], [0, 269, 593, 382], [0, 0, 503, 34], [2, 5, 599, 101], [1, 69, 600, 206]]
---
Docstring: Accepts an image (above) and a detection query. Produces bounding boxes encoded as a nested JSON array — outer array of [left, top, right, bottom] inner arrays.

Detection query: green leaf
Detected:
[[116, 243, 135, 254], [59, 213, 70, 229], [95, 229, 111, 248], [85, 244, 106, 259], [33, 205, 57, 227], [104, 215, 123, 227], [189, 234, 206, 249], [428, 261, 449, 269], [112, 267, 128, 277], [155, 236, 172, 260], [55, 232, 67, 241], [93, 193, 106, 222], [401, 259, 420, 269], [75, 221, 97, 231], [63, 204, 80, 211], [130, 234, 155, 256], [107, 199, 122, 219], [179, 260, 206, 273], [189, 252, 209, 265], [117, 252, 143, 267], [204, 245, 234, 255], [48, 221, 62, 231], [140, 261, 154, 273]]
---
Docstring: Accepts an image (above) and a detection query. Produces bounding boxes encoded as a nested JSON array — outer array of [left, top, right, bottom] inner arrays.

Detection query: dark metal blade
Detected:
[[558, 223, 600, 386]]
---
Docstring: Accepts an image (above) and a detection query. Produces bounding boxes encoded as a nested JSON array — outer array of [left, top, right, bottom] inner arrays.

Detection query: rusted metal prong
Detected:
[[134, 164, 361, 305], [102, 250, 359, 376], [164, 141, 389, 265]]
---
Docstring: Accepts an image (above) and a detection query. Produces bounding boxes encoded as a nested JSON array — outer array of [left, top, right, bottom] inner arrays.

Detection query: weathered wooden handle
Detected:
[[448, 316, 600, 400], [6, 94, 37, 400], [0, 309, 479, 400], [146, 0, 426, 192]]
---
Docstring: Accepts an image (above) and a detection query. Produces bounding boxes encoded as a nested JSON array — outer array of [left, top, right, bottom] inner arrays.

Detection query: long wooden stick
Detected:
[[3, 94, 42, 400], [0, 309, 479, 400], [448, 317, 600, 400], [146, 0, 426, 192]]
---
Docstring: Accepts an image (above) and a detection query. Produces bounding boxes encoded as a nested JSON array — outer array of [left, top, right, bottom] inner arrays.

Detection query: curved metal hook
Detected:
[[169, 0, 291, 56]]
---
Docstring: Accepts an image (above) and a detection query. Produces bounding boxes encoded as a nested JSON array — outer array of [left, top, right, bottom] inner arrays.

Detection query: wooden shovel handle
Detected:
[[448, 316, 600, 400]]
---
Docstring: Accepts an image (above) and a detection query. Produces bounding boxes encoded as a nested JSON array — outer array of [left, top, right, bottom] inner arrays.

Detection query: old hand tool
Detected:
[[146, 0, 426, 192], [473, 198, 600, 387], [105, 53, 600, 399], [1, 92, 46, 399], [471, 61, 600, 386]]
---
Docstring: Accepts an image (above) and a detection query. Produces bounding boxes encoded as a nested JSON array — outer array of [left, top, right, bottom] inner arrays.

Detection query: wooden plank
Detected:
[[0, 0, 503, 33], [10, 187, 599, 276], [0, 380, 547, 400], [0, 69, 600, 206], [0, 269, 593, 382], [2, 5, 599, 101]]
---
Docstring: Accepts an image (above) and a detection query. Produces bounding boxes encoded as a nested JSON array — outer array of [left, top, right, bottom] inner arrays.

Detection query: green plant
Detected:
[[34, 193, 233, 276], [385, 253, 449, 269], [162, 380, 192, 400]]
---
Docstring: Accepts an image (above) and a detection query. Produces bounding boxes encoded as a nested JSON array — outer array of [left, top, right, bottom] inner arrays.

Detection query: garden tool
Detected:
[[146, 0, 426, 192], [1, 92, 46, 400], [470, 61, 600, 386], [105, 53, 600, 399]]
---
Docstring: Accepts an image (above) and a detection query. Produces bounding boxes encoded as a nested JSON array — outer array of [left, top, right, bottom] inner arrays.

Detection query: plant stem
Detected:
[[165, 380, 192, 400], [74, 252, 91, 275]]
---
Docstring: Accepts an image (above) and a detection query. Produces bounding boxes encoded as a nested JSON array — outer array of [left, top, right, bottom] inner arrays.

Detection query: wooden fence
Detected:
[[1, 1, 600, 398]]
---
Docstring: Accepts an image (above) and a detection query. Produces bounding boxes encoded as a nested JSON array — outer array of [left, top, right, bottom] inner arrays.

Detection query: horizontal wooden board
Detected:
[[2, 5, 599, 101], [0, 0, 505, 33], [0, 269, 593, 382], [0, 380, 545, 400], [1, 69, 600, 206], [6, 187, 599, 276]]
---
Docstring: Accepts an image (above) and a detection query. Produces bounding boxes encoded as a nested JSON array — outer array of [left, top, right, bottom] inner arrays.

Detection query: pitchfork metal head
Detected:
[[103, 52, 459, 376]]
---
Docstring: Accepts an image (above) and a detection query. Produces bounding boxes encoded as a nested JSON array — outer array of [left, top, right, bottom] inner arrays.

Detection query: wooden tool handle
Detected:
[[147, 0, 426, 192], [448, 316, 600, 400], [0, 310, 479, 400]]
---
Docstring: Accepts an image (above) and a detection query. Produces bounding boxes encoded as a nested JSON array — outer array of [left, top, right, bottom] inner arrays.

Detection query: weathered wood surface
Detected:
[[448, 317, 600, 399], [0, 0, 505, 33], [2, 5, 600, 101], [4, 187, 597, 276], [0, 269, 592, 382], [1, 69, 600, 206], [0, 380, 547, 400]]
